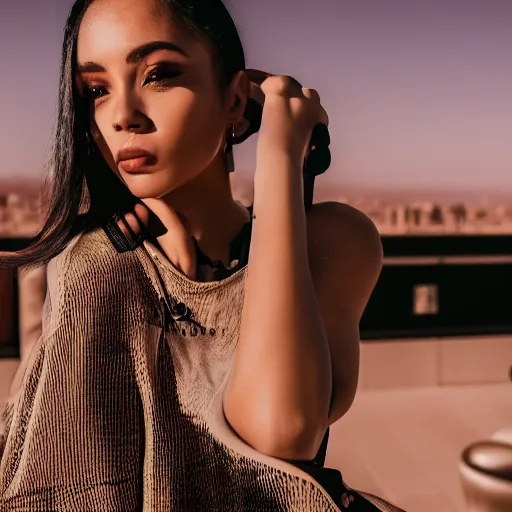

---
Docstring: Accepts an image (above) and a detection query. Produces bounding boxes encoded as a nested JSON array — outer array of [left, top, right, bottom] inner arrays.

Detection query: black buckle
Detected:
[[101, 209, 148, 253]]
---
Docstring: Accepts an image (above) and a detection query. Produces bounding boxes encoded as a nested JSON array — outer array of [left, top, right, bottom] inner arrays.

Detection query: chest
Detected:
[[153, 268, 247, 414]]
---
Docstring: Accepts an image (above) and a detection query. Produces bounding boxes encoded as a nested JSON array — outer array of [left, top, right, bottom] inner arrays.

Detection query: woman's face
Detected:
[[76, 0, 238, 199]]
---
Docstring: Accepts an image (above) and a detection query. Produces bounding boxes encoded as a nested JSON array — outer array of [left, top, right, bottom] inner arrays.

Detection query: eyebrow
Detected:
[[77, 40, 188, 74]]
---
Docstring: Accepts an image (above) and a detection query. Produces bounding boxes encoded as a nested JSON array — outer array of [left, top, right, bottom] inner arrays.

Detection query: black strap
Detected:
[[313, 428, 330, 467]]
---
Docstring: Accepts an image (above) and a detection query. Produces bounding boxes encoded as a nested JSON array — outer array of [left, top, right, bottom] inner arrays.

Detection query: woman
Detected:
[[0, 0, 404, 510]]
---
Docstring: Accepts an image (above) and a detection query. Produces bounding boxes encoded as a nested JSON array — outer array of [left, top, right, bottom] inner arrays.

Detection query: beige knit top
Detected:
[[0, 227, 400, 511]]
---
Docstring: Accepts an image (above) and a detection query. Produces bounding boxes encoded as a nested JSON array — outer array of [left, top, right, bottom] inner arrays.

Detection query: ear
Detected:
[[226, 70, 250, 125]]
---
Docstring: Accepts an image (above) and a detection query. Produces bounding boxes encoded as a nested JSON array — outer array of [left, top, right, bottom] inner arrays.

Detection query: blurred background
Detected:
[[0, 1, 511, 510]]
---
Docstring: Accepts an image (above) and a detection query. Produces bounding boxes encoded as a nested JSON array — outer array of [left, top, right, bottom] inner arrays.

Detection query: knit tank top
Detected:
[[0, 208, 402, 511], [135, 206, 398, 511]]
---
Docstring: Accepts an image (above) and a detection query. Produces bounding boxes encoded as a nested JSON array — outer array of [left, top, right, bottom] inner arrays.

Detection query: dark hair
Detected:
[[0, 0, 246, 271]]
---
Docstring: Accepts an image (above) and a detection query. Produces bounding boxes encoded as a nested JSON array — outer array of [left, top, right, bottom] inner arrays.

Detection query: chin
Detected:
[[121, 162, 205, 200], [122, 174, 179, 200]]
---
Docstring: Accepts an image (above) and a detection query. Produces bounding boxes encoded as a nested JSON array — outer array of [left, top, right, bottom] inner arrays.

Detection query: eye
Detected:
[[86, 85, 108, 100], [80, 64, 181, 102], [142, 65, 182, 86]]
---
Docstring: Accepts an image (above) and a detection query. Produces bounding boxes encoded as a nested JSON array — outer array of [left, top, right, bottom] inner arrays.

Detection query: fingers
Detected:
[[302, 88, 320, 102], [117, 212, 139, 241], [247, 71, 304, 97], [246, 69, 324, 107], [115, 199, 197, 280], [116, 202, 149, 243], [133, 202, 149, 227], [111, 201, 197, 280], [259, 75, 303, 97], [246, 68, 321, 97], [251, 73, 322, 106]]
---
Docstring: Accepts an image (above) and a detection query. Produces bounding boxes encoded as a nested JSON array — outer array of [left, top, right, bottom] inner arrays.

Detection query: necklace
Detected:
[[193, 204, 253, 282]]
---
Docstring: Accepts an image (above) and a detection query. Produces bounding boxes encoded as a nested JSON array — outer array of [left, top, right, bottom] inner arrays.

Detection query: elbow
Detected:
[[241, 414, 328, 461], [223, 382, 329, 460]]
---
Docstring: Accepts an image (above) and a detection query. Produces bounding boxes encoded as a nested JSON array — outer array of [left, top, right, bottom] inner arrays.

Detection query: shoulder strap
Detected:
[[313, 428, 330, 467], [132, 242, 175, 327], [303, 173, 315, 211]]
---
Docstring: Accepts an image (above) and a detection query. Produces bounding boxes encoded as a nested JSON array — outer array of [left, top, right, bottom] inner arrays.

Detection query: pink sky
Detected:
[[1, 0, 511, 199]]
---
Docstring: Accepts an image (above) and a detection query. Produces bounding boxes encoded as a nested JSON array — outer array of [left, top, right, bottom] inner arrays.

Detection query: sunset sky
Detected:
[[1, 0, 511, 198]]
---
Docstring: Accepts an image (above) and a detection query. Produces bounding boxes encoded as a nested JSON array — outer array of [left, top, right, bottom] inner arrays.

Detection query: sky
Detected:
[[0, 0, 511, 198]]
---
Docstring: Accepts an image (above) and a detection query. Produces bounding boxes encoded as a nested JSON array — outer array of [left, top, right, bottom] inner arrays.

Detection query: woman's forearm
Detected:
[[224, 153, 332, 459]]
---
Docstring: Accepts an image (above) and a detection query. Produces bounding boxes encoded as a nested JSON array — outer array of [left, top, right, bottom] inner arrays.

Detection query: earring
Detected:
[[224, 123, 236, 173]]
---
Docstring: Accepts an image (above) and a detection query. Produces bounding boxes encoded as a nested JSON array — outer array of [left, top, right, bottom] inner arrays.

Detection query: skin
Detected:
[[77, 0, 251, 273], [76, 0, 383, 461]]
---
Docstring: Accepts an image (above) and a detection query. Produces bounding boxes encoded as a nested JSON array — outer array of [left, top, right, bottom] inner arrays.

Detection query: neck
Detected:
[[160, 154, 250, 264]]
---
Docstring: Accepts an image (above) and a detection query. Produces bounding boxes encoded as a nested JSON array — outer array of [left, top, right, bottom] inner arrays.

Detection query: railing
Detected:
[[0, 267, 19, 358], [0, 238, 33, 358], [3, 236, 512, 356]]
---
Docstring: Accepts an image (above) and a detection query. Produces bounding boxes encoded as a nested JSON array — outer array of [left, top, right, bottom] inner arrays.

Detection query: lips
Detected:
[[116, 147, 157, 172]]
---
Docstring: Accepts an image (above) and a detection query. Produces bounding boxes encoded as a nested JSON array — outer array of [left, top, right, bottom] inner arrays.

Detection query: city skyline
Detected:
[[4, 186, 512, 238], [0, 0, 511, 195]]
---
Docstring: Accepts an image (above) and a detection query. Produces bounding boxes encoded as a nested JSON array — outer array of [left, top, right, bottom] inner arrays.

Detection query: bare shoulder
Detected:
[[306, 201, 383, 312], [307, 199, 380, 230], [306, 200, 383, 268]]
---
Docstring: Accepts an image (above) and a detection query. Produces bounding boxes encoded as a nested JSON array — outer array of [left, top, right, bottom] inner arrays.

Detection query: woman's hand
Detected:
[[116, 199, 197, 280], [245, 69, 329, 170]]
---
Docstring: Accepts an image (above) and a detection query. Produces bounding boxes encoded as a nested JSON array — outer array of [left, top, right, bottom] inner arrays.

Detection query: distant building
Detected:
[[349, 196, 512, 236], [0, 192, 41, 237], [2, 190, 512, 238]]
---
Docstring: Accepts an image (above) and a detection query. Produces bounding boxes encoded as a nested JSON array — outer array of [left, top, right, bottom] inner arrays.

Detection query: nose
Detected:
[[112, 93, 151, 133]]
